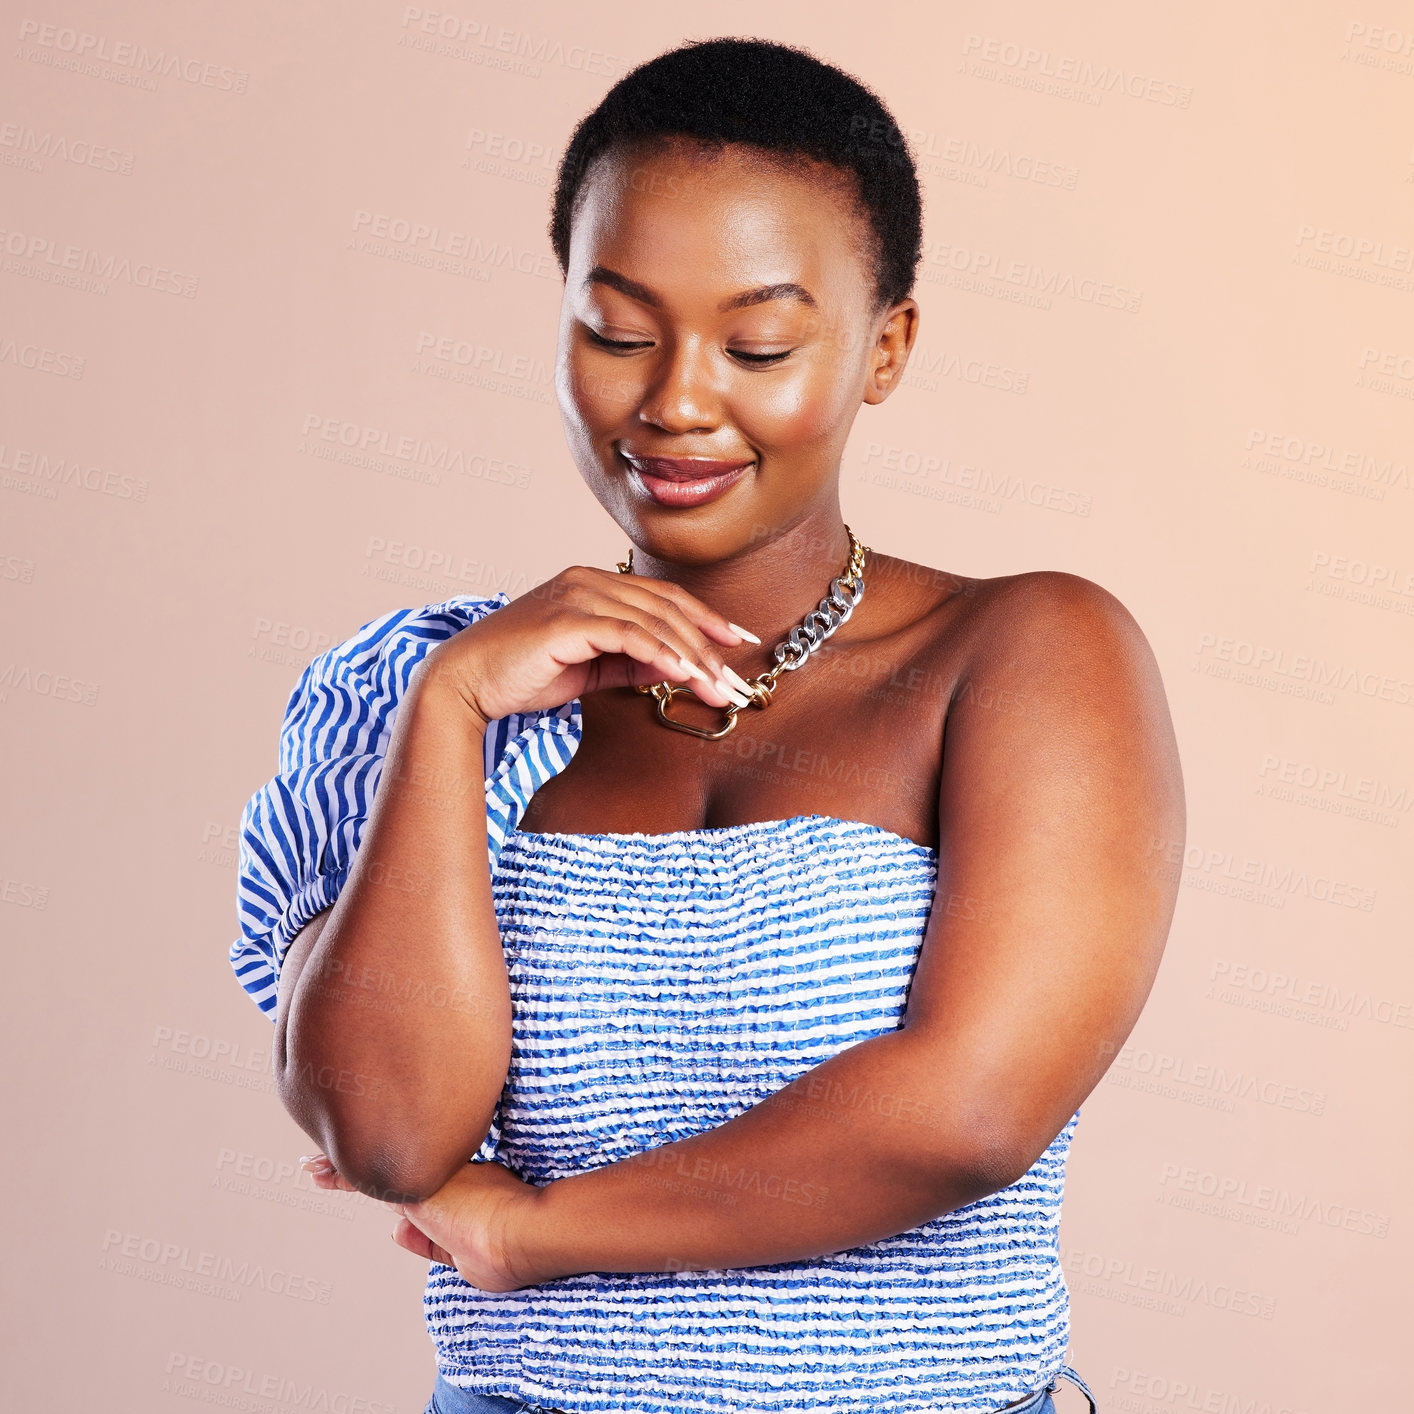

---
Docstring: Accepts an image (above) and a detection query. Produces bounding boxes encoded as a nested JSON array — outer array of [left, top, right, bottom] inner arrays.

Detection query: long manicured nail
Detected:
[[716, 678, 751, 708], [727, 622, 761, 644], [719, 664, 753, 694]]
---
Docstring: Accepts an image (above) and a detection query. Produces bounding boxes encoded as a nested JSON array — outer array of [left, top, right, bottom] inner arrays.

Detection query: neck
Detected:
[[628, 510, 859, 667]]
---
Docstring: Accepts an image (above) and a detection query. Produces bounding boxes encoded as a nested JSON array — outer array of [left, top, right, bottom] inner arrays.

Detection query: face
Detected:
[[555, 139, 918, 566]]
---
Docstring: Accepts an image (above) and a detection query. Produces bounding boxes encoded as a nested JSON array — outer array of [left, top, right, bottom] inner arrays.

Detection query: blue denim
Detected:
[[422, 1362, 1098, 1414]]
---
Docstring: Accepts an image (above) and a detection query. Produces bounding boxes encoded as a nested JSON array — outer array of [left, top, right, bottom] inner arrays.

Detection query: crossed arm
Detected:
[[290, 572, 1185, 1286]]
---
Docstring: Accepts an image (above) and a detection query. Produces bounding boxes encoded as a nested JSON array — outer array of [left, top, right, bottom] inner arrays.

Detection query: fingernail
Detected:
[[727, 622, 761, 644], [719, 664, 753, 694], [716, 678, 751, 708]]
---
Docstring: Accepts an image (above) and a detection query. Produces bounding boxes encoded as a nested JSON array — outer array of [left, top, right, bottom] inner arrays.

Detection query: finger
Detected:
[[391, 1218, 433, 1260], [392, 1216, 454, 1268], [553, 571, 756, 706], [567, 610, 751, 710], [301, 1154, 359, 1193], [581, 580, 755, 699], [596, 619, 746, 708], [317, 1169, 359, 1192], [577, 647, 701, 697], [614, 569, 759, 648]]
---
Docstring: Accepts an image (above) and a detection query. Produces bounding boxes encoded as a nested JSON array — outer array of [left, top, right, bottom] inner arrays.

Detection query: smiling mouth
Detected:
[[622, 454, 754, 482]]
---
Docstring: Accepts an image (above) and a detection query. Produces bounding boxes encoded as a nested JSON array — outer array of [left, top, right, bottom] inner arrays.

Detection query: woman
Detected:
[[231, 36, 1183, 1414]]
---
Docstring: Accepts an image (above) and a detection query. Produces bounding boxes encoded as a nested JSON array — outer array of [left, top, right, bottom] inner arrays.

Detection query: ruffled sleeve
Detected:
[[228, 593, 582, 1024]]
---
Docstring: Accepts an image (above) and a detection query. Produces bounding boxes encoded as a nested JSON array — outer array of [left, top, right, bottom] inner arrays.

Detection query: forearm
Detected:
[[520, 1028, 1002, 1280], [278, 668, 510, 1200]]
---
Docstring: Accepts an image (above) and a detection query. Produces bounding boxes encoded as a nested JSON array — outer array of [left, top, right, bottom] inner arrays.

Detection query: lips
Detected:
[[623, 454, 754, 483]]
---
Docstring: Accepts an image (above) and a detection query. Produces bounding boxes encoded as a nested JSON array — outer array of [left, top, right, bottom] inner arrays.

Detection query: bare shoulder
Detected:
[[869, 555, 1141, 640], [862, 555, 1161, 706], [942, 571, 1183, 825], [953, 569, 1159, 687], [901, 566, 1186, 1167], [967, 567, 1144, 632]]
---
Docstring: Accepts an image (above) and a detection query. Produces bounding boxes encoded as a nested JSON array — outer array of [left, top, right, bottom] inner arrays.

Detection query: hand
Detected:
[[417, 564, 761, 725], [300, 1151, 546, 1292]]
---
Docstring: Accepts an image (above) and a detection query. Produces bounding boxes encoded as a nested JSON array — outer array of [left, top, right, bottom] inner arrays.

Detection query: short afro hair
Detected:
[[548, 36, 923, 312]]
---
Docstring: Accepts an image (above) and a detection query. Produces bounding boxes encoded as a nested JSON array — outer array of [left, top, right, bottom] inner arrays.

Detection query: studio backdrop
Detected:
[[3, 3, 1408, 1411]]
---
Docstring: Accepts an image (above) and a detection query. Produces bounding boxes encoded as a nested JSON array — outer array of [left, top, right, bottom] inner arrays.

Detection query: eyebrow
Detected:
[[584, 265, 818, 312]]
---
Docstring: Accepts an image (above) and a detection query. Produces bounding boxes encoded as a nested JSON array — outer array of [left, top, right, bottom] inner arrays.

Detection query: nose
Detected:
[[636, 337, 718, 435]]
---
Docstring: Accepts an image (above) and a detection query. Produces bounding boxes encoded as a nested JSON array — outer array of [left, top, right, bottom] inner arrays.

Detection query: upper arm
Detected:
[[903, 571, 1186, 1184], [228, 595, 509, 1024], [273, 906, 333, 1076], [229, 652, 391, 1024]]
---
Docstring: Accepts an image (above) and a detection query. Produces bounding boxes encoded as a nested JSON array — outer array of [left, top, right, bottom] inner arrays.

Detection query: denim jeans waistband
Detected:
[[425, 1362, 1099, 1414]]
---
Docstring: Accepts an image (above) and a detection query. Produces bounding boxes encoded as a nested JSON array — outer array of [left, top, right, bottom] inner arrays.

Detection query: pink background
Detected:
[[4, 3, 1410, 1410]]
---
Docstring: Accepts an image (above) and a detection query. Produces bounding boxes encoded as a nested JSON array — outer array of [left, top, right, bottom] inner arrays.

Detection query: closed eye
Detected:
[[586, 328, 793, 366], [730, 350, 793, 366], [586, 329, 653, 352]]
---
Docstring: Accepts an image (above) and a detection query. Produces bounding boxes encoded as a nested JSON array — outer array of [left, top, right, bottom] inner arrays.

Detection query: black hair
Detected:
[[548, 36, 923, 312]]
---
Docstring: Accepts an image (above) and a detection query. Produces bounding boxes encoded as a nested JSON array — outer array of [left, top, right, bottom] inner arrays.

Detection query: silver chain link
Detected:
[[772, 537, 868, 674], [615, 526, 869, 739]]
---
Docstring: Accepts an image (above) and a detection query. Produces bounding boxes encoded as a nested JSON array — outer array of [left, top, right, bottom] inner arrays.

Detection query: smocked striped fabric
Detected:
[[230, 593, 581, 1021], [231, 595, 1079, 1413], [425, 814, 1078, 1414]]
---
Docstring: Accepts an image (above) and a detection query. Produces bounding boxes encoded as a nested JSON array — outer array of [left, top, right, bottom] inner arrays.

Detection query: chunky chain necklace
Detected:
[[615, 525, 869, 739]]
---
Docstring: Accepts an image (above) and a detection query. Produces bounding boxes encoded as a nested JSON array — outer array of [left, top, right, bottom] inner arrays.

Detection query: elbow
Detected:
[[914, 1117, 1038, 1209], [323, 1140, 451, 1206], [956, 1136, 1035, 1197], [272, 1070, 425, 1203], [289, 1099, 455, 1202], [274, 1067, 486, 1204]]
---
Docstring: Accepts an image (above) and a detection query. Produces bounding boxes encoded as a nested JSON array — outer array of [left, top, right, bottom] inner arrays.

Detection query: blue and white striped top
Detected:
[[231, 594, 1079, 1414]]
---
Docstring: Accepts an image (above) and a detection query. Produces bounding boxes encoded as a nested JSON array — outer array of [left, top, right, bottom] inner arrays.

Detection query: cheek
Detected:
[[739, 361, 854, 449], [557, 346, 638, 430]]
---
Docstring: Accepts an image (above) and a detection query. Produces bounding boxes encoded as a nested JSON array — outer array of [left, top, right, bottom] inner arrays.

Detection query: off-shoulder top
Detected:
[[230, 594, 1078, 1414]]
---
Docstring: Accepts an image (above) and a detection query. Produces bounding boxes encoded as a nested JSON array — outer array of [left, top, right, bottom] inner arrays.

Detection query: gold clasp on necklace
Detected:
[[636, 679, 774, 739], [621, 524, 865, 739]]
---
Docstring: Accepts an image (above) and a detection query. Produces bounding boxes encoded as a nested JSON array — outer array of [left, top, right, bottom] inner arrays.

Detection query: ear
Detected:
[[862, 298, 920, 405]]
